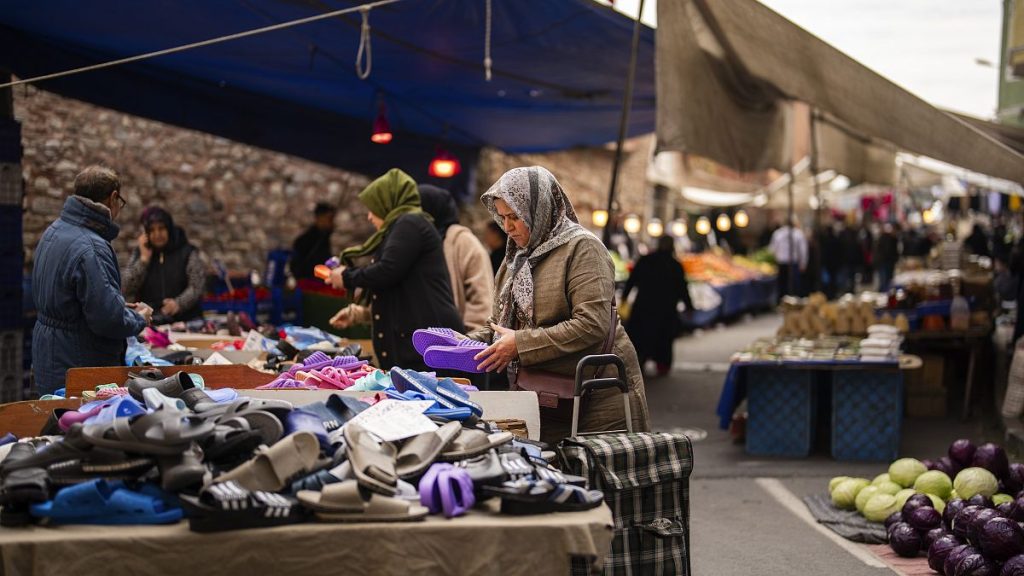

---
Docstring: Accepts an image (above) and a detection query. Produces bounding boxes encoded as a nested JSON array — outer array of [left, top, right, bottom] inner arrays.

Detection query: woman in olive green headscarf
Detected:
[[326, 169, 463, 370]]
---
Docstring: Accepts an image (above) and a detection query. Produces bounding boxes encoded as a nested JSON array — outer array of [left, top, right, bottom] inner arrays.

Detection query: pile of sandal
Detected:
[[0, 363, 603, 531]]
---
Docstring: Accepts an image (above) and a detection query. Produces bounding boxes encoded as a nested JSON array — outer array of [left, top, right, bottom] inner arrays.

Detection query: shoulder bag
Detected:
[[515, 306, 619, 408]]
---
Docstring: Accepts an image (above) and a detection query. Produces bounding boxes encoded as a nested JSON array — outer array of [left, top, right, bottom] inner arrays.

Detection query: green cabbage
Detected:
[[953, 467, 998, 500], [831, 478, 870, 510], [864, 493, 900, 522], [913, 470, 953, 500], [889, 458, 927, 488]]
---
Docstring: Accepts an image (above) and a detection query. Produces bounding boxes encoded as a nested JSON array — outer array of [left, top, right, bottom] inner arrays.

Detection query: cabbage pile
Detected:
[[826, 439, 1024, 574]]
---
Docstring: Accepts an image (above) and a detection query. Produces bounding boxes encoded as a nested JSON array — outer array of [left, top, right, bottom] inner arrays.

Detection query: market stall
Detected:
[[680, 250, 777, 327], [717, 321, 916, 461]]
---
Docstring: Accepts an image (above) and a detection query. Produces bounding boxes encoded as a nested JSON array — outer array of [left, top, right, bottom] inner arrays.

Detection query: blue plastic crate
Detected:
[[746, 367, 817, 457], [831, 370, 903, 461]]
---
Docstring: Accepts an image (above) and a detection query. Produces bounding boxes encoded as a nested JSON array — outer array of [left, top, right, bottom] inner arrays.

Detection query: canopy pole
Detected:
[[787, 167, 796, 296], [602, 0, 646, 247], [809, 107, 823, 293]]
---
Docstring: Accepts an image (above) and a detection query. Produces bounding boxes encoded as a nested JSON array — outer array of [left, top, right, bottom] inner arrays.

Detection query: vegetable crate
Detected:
[[745, 367, 817, 457], [830, 370, 903, 461]]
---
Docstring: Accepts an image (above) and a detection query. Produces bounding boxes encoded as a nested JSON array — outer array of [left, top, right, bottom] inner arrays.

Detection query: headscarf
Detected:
[[481, 166, 593, 333], [340, 168, 431, 265], [140, 206, 189, 253], [418, 184, 459, 238]]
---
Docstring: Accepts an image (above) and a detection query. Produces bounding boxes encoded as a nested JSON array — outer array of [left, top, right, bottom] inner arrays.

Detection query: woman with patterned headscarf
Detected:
[[469, 166, 650, 443], [326, 168, 463, 370]]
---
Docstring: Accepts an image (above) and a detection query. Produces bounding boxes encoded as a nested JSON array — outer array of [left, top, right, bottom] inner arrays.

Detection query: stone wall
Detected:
[[472, 136, 654, 233], [15, 86, 373, 274], [15, 86, 654, 271]]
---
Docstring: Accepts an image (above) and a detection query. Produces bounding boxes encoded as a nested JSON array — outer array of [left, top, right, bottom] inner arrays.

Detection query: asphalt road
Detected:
[[642, 314, 1002, 575]]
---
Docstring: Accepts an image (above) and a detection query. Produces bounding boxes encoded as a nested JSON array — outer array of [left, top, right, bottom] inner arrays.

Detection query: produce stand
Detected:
[[0, 500, 614, 576], [718, 359, 910, 461]]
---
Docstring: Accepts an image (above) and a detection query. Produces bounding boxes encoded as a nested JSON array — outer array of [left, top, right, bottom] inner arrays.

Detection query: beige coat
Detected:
[[443, 224, 495, 331], [469, 234, 650, 444]]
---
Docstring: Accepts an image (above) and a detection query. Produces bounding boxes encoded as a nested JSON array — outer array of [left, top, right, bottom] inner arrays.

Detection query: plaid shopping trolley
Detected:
[[559, 355, 693, 576]]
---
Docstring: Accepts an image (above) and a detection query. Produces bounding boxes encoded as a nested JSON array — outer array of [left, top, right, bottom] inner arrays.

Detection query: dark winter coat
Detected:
[[622, 250, 693, 364], [290, 226, 333, 280], [342, 213, 463, 370], [32, 196, 147, 395]]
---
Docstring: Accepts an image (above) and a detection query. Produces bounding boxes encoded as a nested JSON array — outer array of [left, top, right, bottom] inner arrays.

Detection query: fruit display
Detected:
[[778, 292, 910, 338], [681, 249, 772, 286], [826, 439, 1024, 574]]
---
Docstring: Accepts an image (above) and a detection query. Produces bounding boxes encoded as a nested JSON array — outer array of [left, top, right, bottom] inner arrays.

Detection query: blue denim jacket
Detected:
[[32, 196, 146, 394]]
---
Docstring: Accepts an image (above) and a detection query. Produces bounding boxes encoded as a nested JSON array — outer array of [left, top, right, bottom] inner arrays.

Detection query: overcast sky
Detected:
[[602, 0, 1003, 119]]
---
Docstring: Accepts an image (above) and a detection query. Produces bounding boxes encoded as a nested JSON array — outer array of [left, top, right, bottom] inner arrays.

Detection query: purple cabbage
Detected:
[[954, 507, 986, 540], [924, 527, 950, 551], [885, 511, 904, 531], [935, 457, 959, 477], [1006, 464, 1024, 495], [946, 545, 979, 576], [908, 507, 943, 534], [929, 535, 963, 574], [1001, 502, 1015, 516], [904, 494, 935, 517], [968, 509, 1005, 545], [979, 517, 1024, 562], [946, 500, 969, 530], [924, 459, 938, 471], [951, 440, 978, 469], [1010, 498, 1024, 523], [1001, 555, 1024, 576], [972, 443, 1010, 481], [969, 495, 996, 509], [954, 553, 998, 576], [890, 522, 922, 558]]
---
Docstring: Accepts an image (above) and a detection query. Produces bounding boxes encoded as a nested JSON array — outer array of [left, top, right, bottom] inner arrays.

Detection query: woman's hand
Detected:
[[330, 306, 353, 329], [161, 298, 180, 317], [137, 232, 152, 263], [474, 323, 518, 372], [327, 265, 348, 290]]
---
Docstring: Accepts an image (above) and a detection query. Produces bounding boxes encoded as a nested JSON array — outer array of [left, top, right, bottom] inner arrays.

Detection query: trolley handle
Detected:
[[571, 354, 633, 437], [574, 354, 626, 395], [578, 377, 628, 397]]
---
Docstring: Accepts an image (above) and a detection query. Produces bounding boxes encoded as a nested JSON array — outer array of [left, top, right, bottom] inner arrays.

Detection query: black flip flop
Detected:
[[179, 480, 308, 533]]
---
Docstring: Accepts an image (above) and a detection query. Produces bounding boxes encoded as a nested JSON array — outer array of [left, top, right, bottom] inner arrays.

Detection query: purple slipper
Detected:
[[58, 404, 105, 432], [422, 340, 488, 373], [255, 378, 318, 390], [413, 328, 480, 356], [418, 463, 475, 518]]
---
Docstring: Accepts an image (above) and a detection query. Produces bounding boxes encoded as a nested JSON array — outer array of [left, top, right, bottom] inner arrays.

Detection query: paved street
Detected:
[[646, 313, 1003, 575]]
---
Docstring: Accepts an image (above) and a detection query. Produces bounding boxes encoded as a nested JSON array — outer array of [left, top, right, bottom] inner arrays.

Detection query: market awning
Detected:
[[0, 0, 656, 191], [656, 0, 1024, 184]]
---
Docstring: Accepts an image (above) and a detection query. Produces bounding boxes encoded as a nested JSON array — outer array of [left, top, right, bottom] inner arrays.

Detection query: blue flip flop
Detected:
[[390, 368, 483, 417], [30, 479, 183, 525], [84, 396, 147, 426], [385, 389, 474, 422]]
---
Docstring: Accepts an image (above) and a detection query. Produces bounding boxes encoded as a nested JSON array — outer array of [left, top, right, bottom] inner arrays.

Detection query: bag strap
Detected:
[[594, 305, 618, 379]]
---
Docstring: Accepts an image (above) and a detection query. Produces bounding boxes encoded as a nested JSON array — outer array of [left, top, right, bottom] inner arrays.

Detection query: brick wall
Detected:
[[15, 86, 653, 271], [15, 86, 373, 274]]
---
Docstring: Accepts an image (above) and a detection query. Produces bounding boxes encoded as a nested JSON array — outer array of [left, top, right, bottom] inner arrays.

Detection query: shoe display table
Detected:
[[0, 500, 613, 576]]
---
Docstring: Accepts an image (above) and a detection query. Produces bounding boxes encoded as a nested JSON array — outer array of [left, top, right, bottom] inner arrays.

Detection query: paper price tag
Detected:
[[346, 400, 437, 442]]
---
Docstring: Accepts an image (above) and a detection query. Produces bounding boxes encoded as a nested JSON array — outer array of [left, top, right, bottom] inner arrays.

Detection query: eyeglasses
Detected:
[[114, 191, 126, 210]]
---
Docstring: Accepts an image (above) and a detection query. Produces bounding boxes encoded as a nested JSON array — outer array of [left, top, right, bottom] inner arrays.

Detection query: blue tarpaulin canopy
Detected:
[[0, 0, 655, 191]]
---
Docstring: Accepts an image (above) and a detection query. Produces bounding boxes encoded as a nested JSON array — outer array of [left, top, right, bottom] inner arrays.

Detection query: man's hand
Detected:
[[161, 298, 180, 317], [128, 302, 153, 325], [330, 306, 353, 329], [327, 266, 348, 290], [137, 232, 152, 263], [474, 323, 518, 372]]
